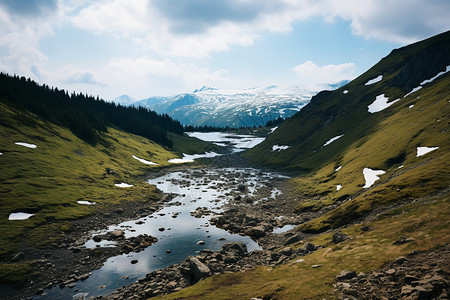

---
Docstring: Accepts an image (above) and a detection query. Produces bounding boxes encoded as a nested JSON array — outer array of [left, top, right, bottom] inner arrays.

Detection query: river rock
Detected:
[[244, 226, 266, 238], [109, 230, 124, 239], [188, 257, 211, 282], [221, 242, 247, 256]]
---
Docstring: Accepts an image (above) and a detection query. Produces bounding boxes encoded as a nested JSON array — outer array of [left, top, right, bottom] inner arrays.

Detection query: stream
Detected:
[[36, 131, 290, 299]]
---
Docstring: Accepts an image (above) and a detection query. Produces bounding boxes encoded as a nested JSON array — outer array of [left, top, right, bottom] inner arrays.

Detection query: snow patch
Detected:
[[335, 166, 342, 172], [15, 142, 37, 149], [115, 183, 134, 188], [323, 135, 344, 147], [132, 155, 158, 165], [420, 65, 450, 85], [416, 146, 439, 157], [368, 94, 400, 113], [343, 90, 348, 94], [273, 224, 295, 234], [365, 75, 383, 85], [404, 86, 422, 98], [409, 105, 414, 109], [77, 201, 96, 205], [272, 145, 290, 152], [363, 168, 385, 188], [336, 185, 342, 191], [269, 126, 278, 134], [9, 212, 35, 220]]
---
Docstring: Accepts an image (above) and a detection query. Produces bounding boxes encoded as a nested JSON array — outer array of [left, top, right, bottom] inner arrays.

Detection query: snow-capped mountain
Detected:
[[113, 82, 348, 128], [112, 94, 136, 106]]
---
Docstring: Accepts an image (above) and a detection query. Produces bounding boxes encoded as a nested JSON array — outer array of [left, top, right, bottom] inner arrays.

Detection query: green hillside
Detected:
[[246, 30, 450, 232], [0, 84, 212, 285], [158, 31, 450, 300]]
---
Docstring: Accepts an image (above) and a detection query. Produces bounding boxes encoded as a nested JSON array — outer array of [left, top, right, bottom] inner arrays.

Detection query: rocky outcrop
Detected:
[[335, 244, 449, 299]]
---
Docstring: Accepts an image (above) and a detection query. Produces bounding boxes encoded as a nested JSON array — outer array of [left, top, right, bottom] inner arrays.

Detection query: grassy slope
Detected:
[[162, 32, 450, 298], [0, 102, 209, 262]]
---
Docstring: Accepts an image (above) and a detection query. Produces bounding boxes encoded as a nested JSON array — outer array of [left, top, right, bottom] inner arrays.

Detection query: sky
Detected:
[[0, 0, 449, 100]]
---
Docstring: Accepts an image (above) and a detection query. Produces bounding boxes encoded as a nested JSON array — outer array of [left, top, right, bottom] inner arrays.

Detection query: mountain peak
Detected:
[[193, 86, 218, 93]]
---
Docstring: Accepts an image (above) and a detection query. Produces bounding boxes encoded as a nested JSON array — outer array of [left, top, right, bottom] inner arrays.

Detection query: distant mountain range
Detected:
[[112, 82, 349, 128]]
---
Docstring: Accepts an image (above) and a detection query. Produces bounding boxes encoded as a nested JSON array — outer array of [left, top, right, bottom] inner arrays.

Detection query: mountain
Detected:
[[112, 94, 136, 106], [246, 30, 450, 232], [115, 82, 348, 128]]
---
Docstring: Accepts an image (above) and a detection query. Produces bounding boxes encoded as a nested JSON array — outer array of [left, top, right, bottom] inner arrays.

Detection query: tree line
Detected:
[[0, 73, 183, 147]]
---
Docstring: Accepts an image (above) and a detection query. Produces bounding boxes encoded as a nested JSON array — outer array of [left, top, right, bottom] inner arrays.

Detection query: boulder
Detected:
[[188, 257, 211, 282], [332, 232, 349, 244], [303, 242, 316, 252], [336, 270, 357, 281], [244, 226, 266, 238], [284, 234, 302, 246], [221, 242, 247, 256], [109, 230, 124, 239]]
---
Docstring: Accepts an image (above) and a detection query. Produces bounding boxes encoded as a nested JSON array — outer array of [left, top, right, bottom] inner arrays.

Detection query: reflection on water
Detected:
[[39, 168, 286, 299]]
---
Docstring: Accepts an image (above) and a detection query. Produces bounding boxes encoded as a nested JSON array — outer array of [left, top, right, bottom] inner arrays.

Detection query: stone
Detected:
[[197, 241, 205, 245], [110, 230, 125, 239], [93, 235, 102, 242], [221, 242, 247, 256], [312, 264, 322, 268], [336, 270, 357, 281], [332, 232, 349, 244], [131, 260, 138, 264], [280, 247, 293, 256], [244, 226, 266, 238], [303, 243, 316, 252], [284, 234, 302, 246], [189, 257, 211, 282]]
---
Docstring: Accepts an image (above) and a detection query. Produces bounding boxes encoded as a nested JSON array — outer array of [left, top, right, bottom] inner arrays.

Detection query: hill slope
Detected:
[[246, 30, 449, 231]]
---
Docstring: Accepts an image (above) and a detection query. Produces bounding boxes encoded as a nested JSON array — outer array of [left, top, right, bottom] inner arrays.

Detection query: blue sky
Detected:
[[0, 0, 449, 100]]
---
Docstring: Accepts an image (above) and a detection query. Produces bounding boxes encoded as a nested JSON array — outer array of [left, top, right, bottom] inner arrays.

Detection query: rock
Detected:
[[280, 247, 293, 256], [221, 242, 247, 256], [110, 230, 125, 239], [166, 249, 171, 254], [244, 226, 266, 238], [336, 270, 357, 281], [284, 234, 302, 246], [405, 275, 420, 284], [158, 227, 165, 232], [197, 241, 205, 245], [395, 256, 407, 265], [303, 242, 316, 252], [311, 264, 322, 268], [131, 260, 138, 264], [189, 257, 211, 282], [332, 232, 349, 244], [93, 235, 102, 242], [394, 236, 416, 245]]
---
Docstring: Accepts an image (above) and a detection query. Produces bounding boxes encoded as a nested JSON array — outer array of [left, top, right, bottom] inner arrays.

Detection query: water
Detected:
[[38, 167, 287, 299]]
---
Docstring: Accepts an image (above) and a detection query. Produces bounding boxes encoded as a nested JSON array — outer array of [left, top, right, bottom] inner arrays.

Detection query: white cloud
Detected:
[[292, 61, 356, 84], [61, 66, 108, 86]]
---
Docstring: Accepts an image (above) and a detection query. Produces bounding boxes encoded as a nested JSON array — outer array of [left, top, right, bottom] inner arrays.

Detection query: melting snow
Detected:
[[273, 224, 296, 234], [115, 183, 134, 188], [404, 86, 422, 98], [9, 212, 35, 220], [368, 94, 400, 113], [15, 142, 37, 149], [363, 168, 385, 188], [323, 135, 344, 147], [336, 185, 342, 191], [409, 105, 414, 109], [77, 201, 96, 205], [335, 166, 342, 172], [343, 90, 348, 94], [269, 126, 278, 134], [417, 146, 439, 157], [272, 145, 290, 152], [420, 65, 450, 85], [132, 155, 158, 165], [365, 75, 383, 85]]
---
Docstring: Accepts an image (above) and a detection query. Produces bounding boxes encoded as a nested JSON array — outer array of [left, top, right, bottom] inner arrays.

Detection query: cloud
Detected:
[[61, 67, 108, 86], [292, 61, 356, 84], [66, 0, 450, 58]]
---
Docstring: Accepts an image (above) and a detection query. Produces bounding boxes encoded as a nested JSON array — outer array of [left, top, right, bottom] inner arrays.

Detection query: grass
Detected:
[[158, 193, 449, 300], [0, 102, 209, 263]]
